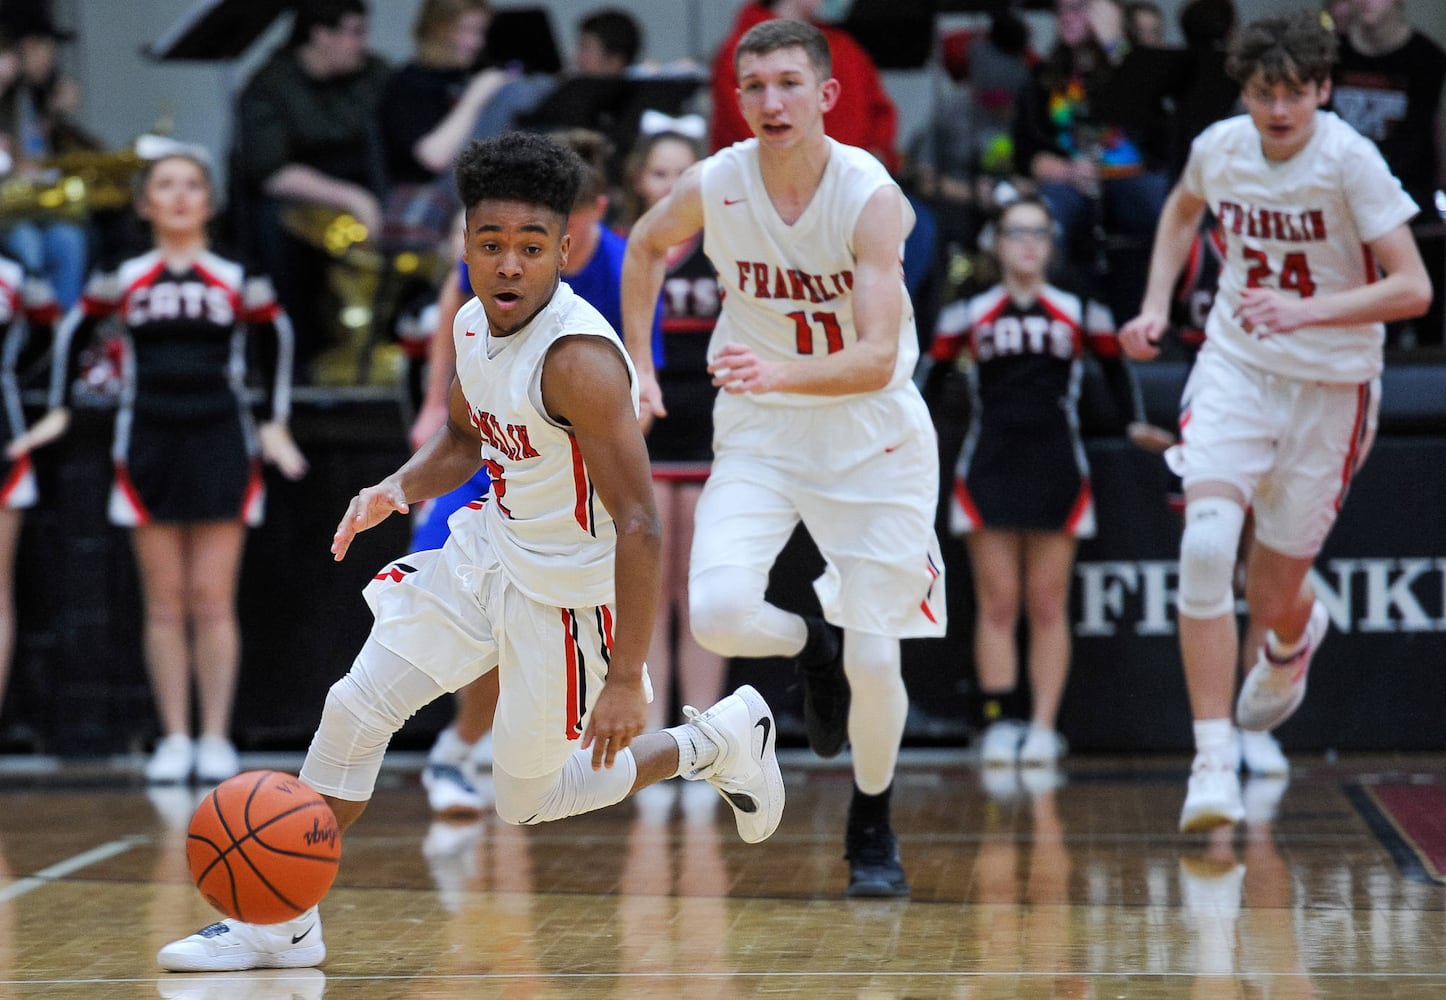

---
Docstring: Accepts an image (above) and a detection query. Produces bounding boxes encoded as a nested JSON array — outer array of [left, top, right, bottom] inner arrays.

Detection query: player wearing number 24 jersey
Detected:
[[1120, 10, 1431, 837]]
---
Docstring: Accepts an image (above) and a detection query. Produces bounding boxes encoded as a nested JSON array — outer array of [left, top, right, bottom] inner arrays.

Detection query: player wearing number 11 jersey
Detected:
[[1120, 10, 1430, 836], [622, 19, 945, 898]]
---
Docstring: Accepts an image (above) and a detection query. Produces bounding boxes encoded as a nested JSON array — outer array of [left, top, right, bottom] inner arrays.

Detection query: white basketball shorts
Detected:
[[693, 383, 947, 638], [1167, 344, 1378, 559]]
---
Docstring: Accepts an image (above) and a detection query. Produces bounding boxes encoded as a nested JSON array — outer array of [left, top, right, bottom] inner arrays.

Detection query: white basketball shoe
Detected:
[[1179, 753, 1244, 833], [157, 907, 325, 973], [1237, 601, 1328, 731], [682, 685, 784, 844]]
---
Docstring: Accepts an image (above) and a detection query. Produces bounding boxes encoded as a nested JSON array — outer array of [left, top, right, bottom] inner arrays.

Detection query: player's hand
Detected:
[[331, 479, 409, 561], [1127, 421, 1176, 453], [1236, 287, 1306, 337], [710, 342, 778, 394], [636, 369, 666, 434], [259, 421, 309, 480], [1119, 312, 1168, 360], [581, 679, 647, 771], [5, 407, 69, 459]]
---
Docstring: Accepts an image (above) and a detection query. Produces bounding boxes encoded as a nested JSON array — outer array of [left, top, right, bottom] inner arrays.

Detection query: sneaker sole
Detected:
[[1236, 680, 1306, 732], [1179, 804, 1243, 834], [157, 943, 326, 973], [845, 879, 911, 898]]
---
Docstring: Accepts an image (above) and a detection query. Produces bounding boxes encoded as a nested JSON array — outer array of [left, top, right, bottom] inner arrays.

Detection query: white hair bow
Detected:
[[134, 134, 214, 166], [639, 109, 706, 141]]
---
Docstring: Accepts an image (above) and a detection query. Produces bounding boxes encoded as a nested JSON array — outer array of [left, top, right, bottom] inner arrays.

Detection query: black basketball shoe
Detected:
[[844, 821, 910, 898]]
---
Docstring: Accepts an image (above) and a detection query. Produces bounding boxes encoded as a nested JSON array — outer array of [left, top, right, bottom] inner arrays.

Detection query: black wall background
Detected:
[[8, 360, 1446, 757]]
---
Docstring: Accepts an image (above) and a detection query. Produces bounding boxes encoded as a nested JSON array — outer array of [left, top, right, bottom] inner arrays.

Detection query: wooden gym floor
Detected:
[[2, 749, 1446, 998]]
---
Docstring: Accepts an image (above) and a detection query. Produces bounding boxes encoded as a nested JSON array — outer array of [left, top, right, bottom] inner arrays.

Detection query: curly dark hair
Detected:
[[453, 131, 586, 219], [1227, 9, 1337, 87]]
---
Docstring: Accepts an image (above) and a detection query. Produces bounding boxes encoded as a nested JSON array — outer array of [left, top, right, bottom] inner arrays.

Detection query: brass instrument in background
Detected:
[[0, 148, 143, 222], [279, 202, 450, 388]]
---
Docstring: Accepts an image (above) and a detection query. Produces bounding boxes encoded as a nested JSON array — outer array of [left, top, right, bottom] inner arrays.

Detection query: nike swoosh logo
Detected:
[[754, 716, 771, 758], [291, 925, 315, 944], [723, 197, 747, 206]]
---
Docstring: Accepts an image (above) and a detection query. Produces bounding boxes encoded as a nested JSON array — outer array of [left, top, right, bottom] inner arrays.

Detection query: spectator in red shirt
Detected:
[[708, 0, 898, 173]]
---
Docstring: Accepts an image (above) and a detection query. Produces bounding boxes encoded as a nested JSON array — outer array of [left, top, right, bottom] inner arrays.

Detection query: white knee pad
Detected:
[[300, 639, 445, 801], [1177, 497, 1245, 620]]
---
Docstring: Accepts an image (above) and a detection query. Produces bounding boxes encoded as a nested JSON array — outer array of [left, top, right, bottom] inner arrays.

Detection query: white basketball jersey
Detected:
[[450, 282, 639, 607], [701, 138, 919, 407], [1183, 111, 1417, 383]]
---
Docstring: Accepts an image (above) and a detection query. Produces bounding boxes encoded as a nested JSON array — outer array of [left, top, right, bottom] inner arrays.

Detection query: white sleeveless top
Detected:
[[450, 281, 639, 606], [1183, 111, 1417, 383], [701, 138, 919, 407]]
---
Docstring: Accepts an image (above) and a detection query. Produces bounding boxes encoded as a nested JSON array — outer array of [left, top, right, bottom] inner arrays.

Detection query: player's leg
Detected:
[[490, 680, 782, 844], [965, 529, 1026, 765], [1236, 376, 1375, 734], [131, 523, 196, 783], [1019, 530, 1077, 766], [839, 629, 910, 897], [688, 474, 808, 659], [158, 637, 457, 972], [688, 472, 847, 756], [1232, 514, 1287, 773], [1234, 544, 1325, 732], [1166, 349, 1278, 832], [488, 584, 782, 843], [1177, 482, 1249, 832], [186, 520, 247, 783]]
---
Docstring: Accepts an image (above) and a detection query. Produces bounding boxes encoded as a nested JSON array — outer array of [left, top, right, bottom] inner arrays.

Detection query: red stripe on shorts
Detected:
[[1334, 383, 1370, 512], [560, 608, 582, 740]]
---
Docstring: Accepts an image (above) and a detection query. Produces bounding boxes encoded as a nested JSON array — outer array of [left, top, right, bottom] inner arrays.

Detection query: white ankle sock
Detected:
[[664, 723, 719, 777], [1193, 718, 1236, 765], [1266, 629, 1307, 662]]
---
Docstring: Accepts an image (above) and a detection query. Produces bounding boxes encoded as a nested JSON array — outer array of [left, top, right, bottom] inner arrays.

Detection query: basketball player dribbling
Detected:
[[621, 19, 946, 897], [156, 131, 783, 973], [1119, 10, 1430, 834]]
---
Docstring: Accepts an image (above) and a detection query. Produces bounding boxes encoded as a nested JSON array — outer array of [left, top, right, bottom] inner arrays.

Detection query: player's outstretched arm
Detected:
[[1120, 183, 1207, 361], [542, 334, 662, 770], [621, 163, 706, 426]]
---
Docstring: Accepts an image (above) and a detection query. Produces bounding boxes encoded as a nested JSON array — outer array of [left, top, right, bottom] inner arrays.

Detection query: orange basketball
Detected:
[[186, 770, 342, 924]]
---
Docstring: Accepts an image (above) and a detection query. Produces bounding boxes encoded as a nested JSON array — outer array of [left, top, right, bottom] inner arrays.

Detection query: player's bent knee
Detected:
[[689, 568, 765, 655], [1177, 497, 1245, 619], [492, 765, 563, 826]]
